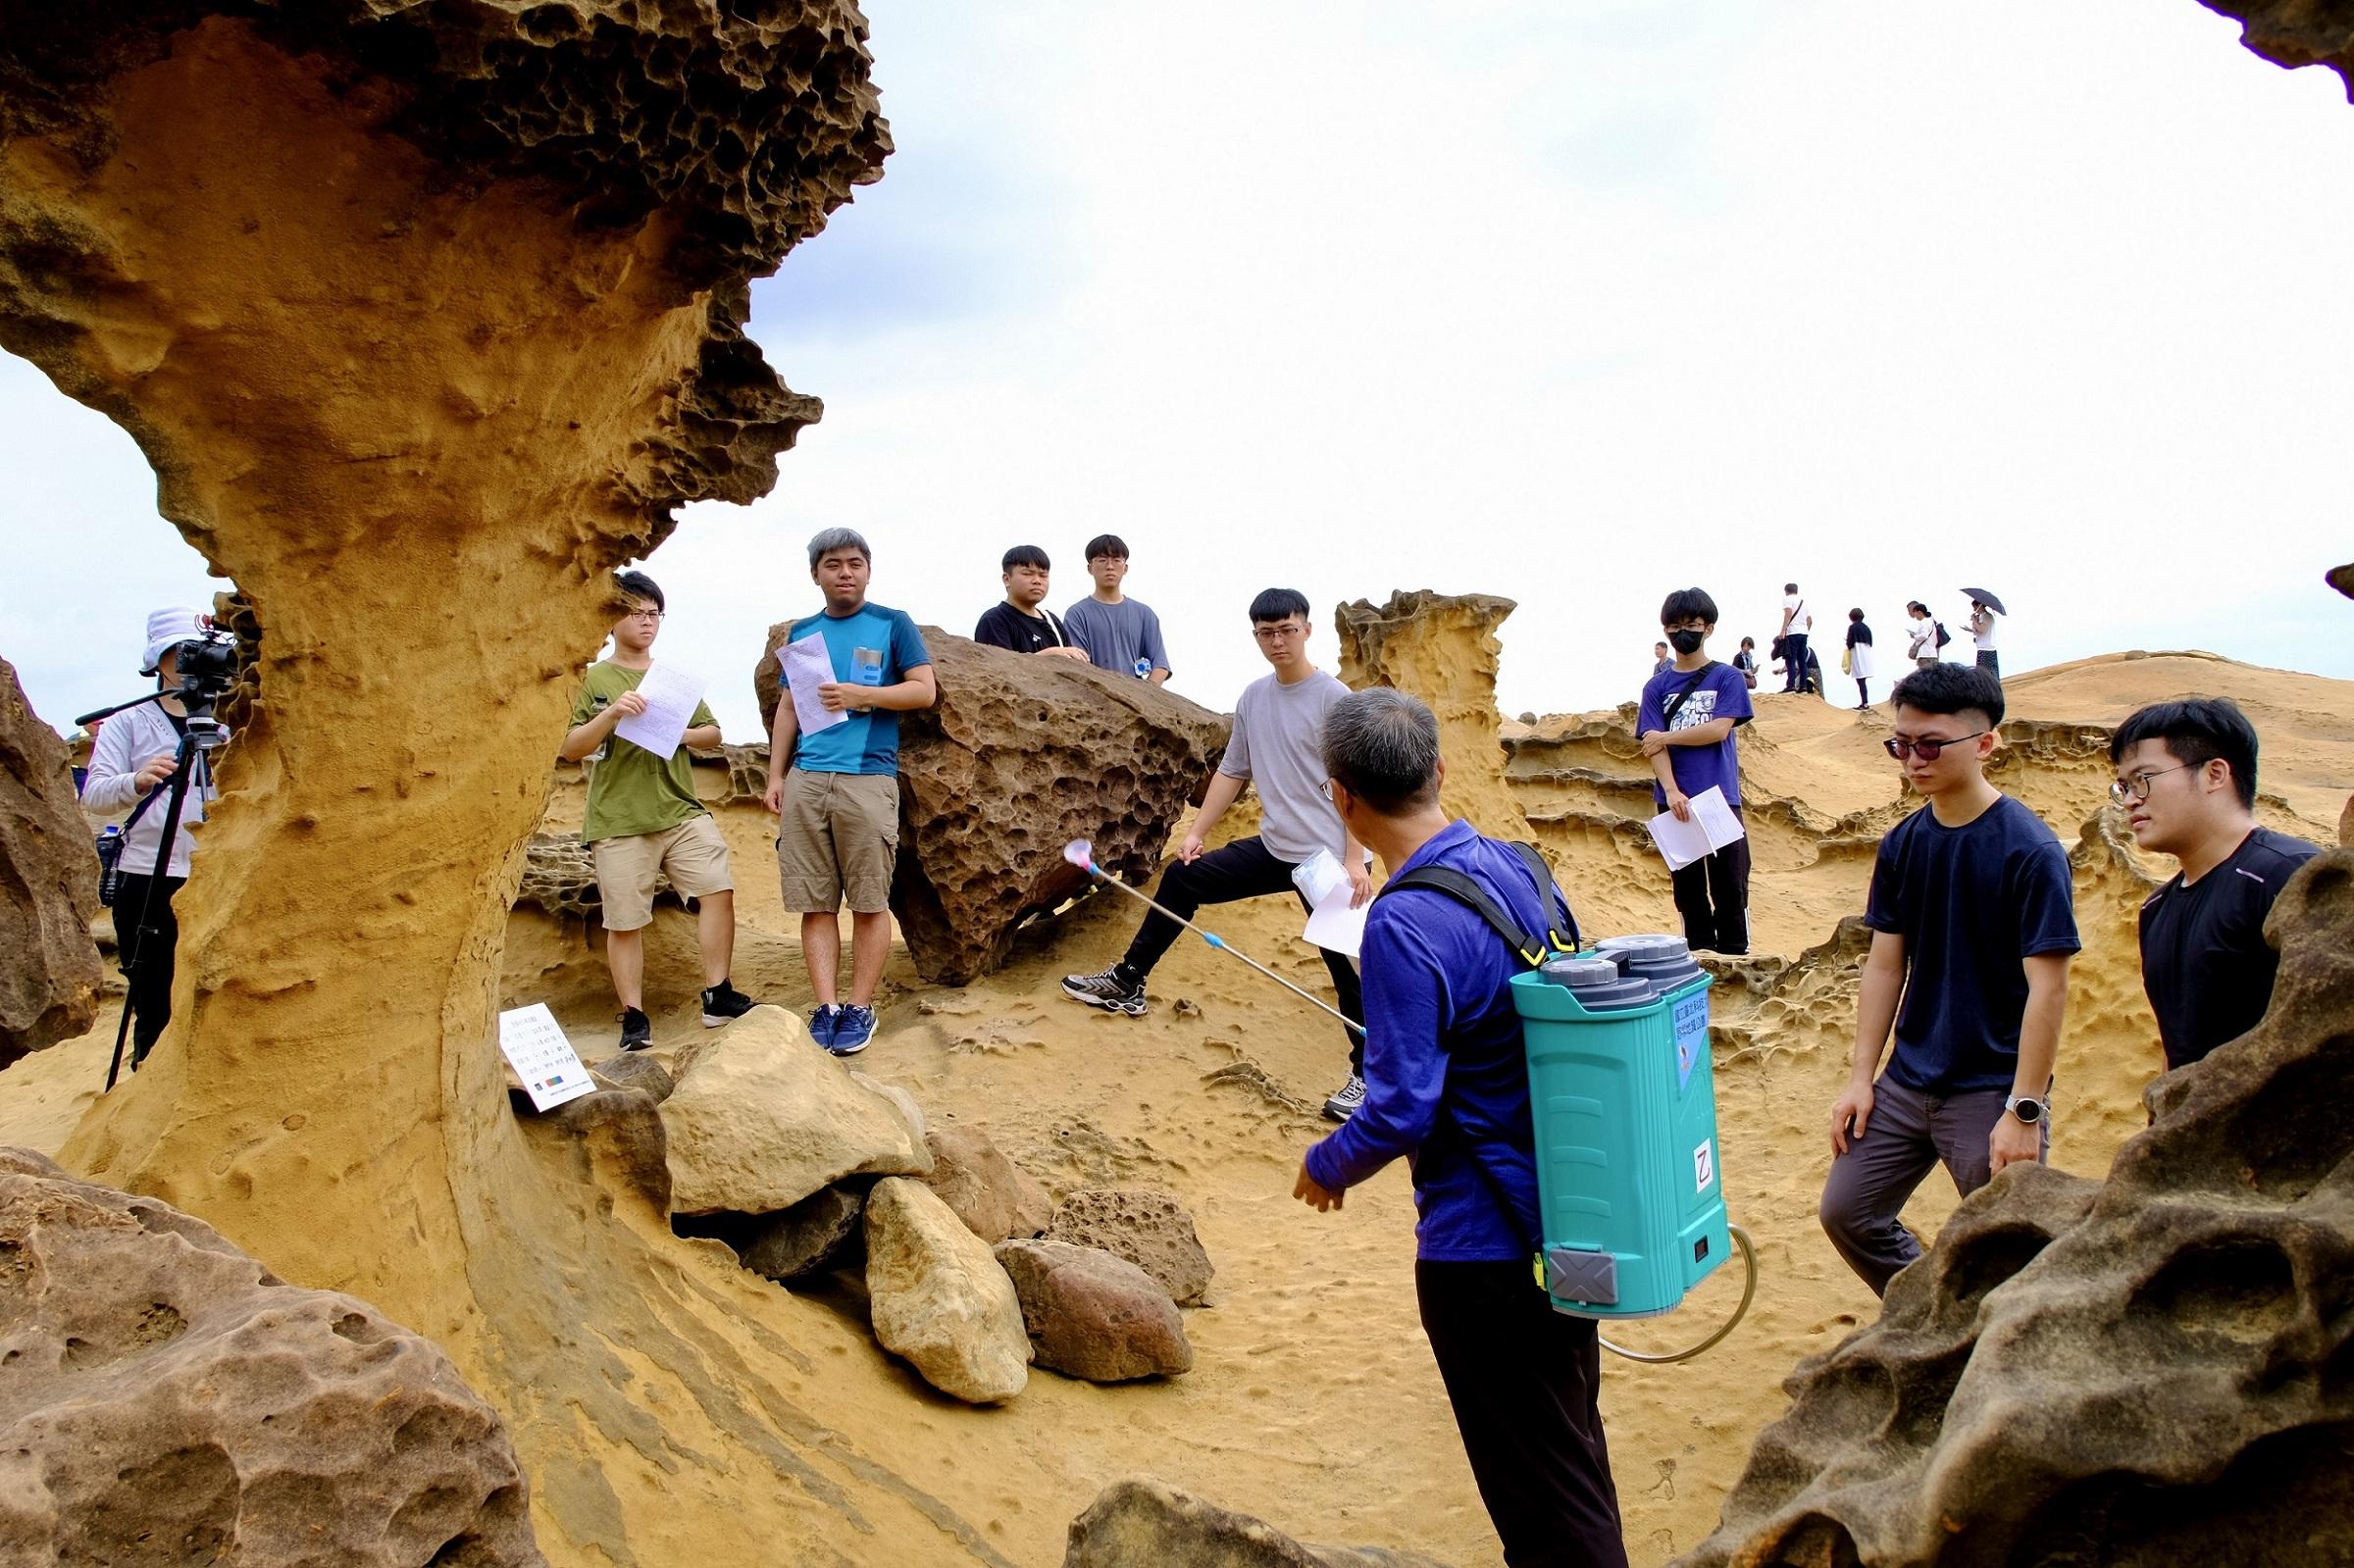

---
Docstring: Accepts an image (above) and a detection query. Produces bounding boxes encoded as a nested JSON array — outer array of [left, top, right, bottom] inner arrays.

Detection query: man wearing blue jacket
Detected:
[[1294, 688, 1627, 1568]]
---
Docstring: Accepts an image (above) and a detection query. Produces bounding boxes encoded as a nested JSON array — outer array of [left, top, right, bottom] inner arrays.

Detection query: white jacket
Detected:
[[80, 700, 224, 878]]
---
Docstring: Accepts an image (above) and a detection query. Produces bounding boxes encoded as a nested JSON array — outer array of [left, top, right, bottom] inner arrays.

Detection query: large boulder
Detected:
[[661, 1006, 930, 1216], [996, 1239, 1194, 1383], [863, 1177, 1030, 1404], [0, 1147, 542, 1565], [1065, 1478, 1453, 1567], [1674, 851, 2354, 1568], [1047, 1189, 1215, 1306], [922, 1121, 1055, 1244], [0, 657, 103, 1065], [753, 627, 1230, 985]]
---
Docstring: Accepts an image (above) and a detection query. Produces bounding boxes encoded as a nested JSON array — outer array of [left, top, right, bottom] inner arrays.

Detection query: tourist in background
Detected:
[[1638, 587, 1753, 955], [1732, 636, 1760, 690], [973, 544, 1086, 659], [1968, 595, 2002, 681], [1905, 601, 1940, 669], [1844, 608, 1875, 711], [1777, 583, 1812, 693], [1652, 640, 1672, 677], [1063, 533, 1172, 684], [2112, 698, 2320, 1071]]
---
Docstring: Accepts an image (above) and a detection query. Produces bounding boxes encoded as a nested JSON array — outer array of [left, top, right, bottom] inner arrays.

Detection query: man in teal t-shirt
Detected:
[[762, 528, 935, 1056]]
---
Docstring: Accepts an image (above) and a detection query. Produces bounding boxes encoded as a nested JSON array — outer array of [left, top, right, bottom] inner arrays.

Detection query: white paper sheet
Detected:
[[610, 662, 707, 759], [1644, 784, 1748, 873], [780, 632, 847, 734], [1292, 848, 1369, 959], [497, 1002, 596, 1112]]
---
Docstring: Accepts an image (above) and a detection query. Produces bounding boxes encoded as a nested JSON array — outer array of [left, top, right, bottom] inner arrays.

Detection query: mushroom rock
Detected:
[[1673, 851, 2354, 1568], [754, 628, 1231, 986], [1334, 592, 1535, 843], [0, 656, 102, 1064], [2199, 2, 2354, 98], [0, 9, 1044, 1564]]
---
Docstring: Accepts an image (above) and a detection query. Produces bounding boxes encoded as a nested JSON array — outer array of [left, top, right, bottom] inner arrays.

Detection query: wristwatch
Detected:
[[2004, 1094, 2045, 1125]]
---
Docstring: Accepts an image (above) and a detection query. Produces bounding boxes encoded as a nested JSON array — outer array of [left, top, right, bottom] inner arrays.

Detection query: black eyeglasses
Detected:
[[1883, 731, 1988, 761], [2111, 765, 2189, 805]]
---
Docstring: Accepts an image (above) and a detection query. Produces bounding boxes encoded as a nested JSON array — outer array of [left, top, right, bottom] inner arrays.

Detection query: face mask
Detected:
[[1666, 629, 1705, 655]]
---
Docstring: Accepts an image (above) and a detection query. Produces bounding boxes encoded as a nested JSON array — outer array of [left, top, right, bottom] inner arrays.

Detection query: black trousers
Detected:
[[1668, 806, 1749, 954], [1976, 650, 2001, 681], [1417, 1260, 1628, 1568], [1119, 835, 1364, 1073], [1781, 632, 1810, 691], [114, 870, 186, 1060]]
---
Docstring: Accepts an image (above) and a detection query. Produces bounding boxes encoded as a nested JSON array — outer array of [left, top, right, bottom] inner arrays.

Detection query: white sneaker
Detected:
[[1322, 1074, 1367, 1122]]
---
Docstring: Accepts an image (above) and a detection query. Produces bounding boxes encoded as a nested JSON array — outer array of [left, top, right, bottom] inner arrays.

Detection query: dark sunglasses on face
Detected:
[[1883, 731, 1989, 761]]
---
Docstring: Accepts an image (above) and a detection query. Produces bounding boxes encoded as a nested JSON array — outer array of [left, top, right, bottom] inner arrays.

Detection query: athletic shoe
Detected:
[[618, 1007, 652, 1052], [700, 981, 755, 1028], [1322, 1073, 1367, 1122], [807, 1004, 843, 1050], [829, 1004, 877, 1056], [1061, 966, 1148, 1017]]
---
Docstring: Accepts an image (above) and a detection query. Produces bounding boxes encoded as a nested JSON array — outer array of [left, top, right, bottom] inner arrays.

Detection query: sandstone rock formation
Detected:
[[1675, 850, 2354, 1568], [2200, 2, 2354, 97], [1065, 1479, 1454, 1568], [1048, 1189, 1216, 1307], [864, 1176, 1032, 1404], [1335, 591, 1534, 841], [997, 1239, 1195, 1383], [661, 1006, 929, 1216], [0, 1147, 542, 1565], [923, 1121, 1055, 1245], [0, 656, 102, 1063], [754, 628, 1231, 985], [587, 1049, 674, 1102], [733, 1183, 867, 1282]]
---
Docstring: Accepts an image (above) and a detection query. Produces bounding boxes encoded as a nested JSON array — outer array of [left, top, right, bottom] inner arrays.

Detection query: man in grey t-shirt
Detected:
[[1062, 587, 1375, 1120], [1063, 533, 1172, 684]]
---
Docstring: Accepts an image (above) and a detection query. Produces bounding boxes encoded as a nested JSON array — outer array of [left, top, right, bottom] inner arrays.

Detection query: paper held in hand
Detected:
[[1645, 784, 1747, 873], [497, 1003, 597, 1112], [1291, 848, 1368, 959], [610, 662, 707, 759], [780, 632, 847, 734]]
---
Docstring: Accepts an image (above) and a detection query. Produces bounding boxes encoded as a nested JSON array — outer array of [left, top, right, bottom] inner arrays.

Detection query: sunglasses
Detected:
[[1883, 730, 1988, 761]]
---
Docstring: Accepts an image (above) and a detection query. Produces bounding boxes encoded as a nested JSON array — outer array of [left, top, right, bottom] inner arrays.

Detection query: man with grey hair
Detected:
[[1295, 688, 1627, 1568], [762, 528, 935, 1055]]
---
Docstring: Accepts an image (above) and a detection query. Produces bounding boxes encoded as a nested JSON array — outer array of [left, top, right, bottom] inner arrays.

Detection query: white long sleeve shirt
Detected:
[[80, 700, 224, 878]]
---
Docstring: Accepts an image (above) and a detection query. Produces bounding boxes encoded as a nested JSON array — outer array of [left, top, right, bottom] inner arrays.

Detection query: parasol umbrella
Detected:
[[1961, 587, 2007, 615]]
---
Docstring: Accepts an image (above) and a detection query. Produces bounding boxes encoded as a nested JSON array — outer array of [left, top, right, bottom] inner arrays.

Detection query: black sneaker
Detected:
[[700, 980, 754, 1028], [1061, 966, 1147, 1017], [1323, 1073, 1366, 1122], [618, 1007, 653, 1051]]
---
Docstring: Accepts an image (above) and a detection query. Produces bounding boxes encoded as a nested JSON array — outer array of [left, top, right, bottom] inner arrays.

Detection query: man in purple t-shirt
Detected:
[[1638, 586, 1755, 953]]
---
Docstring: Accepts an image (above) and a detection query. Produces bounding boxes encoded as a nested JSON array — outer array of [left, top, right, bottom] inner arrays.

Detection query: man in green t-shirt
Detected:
[[561, 571, 755, 1050]]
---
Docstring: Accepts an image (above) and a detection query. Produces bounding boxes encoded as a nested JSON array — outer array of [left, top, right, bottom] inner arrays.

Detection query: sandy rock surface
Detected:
[[1065, 1478, 1454, 1567], [924, 1121, 1055, 1244], [0, 1147, 541, 1565], [1049, 1189, 1217, 1306], [998, 1238, 1194, 1383], [662, 1005, 930, 1215], [865, 1176, 1032, 1403], [0, 658, 101, 1065]]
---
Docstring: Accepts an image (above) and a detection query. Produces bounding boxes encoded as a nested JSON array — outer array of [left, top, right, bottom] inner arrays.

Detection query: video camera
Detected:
[[163, 628, 239, 725]]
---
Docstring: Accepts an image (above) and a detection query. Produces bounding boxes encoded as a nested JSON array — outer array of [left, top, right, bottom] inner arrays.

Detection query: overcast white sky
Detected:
[[7, 0, 2352, 740]]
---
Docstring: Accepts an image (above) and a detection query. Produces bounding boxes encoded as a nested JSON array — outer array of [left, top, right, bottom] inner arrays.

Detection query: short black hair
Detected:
[[2111, 697, 2259, 810], [1085, 533, 1129, 562], [1784, 582, 1799, 594], [1660, 587, 1718, 628], [615, 569, 663, 613], [1889, 662, 2004, 728], [1848, 607, 1865, 622], [1250, 587, 1311, 624], [1907, 600, 1929, 617], [1741, 636, 1755, 648], [1002, 545, 1050, 572]]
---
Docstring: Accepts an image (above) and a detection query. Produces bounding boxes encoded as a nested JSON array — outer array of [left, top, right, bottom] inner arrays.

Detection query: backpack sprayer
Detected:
[[1062, 839, 1757, 1363]]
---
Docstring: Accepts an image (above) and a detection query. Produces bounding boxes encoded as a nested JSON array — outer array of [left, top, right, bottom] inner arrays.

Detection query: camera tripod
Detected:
[[75, 683, 226, 1091]]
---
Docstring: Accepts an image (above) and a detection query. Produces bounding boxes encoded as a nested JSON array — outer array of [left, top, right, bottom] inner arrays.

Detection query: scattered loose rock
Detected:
[[1048, 1189, 1214, 1307], [735, 1184, 867, 1282], [0, 1148, 543, 1565], [864, 1177, 1031, 1404], [1065, 1478, 1452, 1567], [996, 1239, 1193, 1383], [922, 1123, 1054, 1244], [538, 1087, 672, 1215], [662, 1006, 929, 1216], [588, 1051, 676, 1102]]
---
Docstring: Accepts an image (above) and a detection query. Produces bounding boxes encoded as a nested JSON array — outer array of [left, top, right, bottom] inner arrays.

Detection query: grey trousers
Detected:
[[1817, 1076, 2044, 1296]]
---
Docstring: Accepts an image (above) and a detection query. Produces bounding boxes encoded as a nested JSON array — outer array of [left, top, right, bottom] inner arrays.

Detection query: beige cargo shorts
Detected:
[[777, 769, 900, 914], [590, 814, 733, 931]]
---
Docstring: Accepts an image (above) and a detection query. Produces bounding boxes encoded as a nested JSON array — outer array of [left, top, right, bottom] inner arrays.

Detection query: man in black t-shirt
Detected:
[[973, 544, 1090, 661], [2112, 697, 2320, 1071], [1820, 664, 2078, 1296]]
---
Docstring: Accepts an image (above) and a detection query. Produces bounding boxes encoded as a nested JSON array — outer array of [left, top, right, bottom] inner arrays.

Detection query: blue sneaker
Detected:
[[829, 1004, 876, 1056], [807, 1004, 842, 1049]]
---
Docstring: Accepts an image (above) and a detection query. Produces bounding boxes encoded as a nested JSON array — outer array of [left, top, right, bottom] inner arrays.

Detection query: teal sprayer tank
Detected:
[[1507, 934, 1730, 1319]]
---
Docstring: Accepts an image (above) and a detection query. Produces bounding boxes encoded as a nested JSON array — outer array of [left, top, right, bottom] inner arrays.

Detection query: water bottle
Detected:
[[1133, 655, 1152, 680], [95, 825, 126, 907]]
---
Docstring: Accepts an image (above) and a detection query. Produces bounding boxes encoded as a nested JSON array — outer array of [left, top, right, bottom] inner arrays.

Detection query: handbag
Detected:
[[94, 784, 164, 907], [1839, 647, 1852, 675]]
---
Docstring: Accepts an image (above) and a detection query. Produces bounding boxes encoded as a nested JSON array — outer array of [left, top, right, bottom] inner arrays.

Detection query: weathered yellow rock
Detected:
[[864, 1177, 1031, 1404]]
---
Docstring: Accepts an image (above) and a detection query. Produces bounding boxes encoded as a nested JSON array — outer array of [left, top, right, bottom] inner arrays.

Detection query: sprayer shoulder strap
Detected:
[[1376, 841, 1577, 967]]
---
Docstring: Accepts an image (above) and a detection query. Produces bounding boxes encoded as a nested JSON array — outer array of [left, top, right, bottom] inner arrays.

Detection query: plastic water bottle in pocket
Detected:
[[95, 825, 126, 907]]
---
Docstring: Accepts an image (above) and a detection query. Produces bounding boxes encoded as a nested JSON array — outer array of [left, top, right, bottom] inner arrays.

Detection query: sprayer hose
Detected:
[[1598, 1223, 1758, 1365]]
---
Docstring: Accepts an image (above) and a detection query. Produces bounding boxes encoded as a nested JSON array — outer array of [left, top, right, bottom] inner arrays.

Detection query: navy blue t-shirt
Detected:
[[1865, 794, 2080, 1093], [1637, 660, 1753, 807]]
